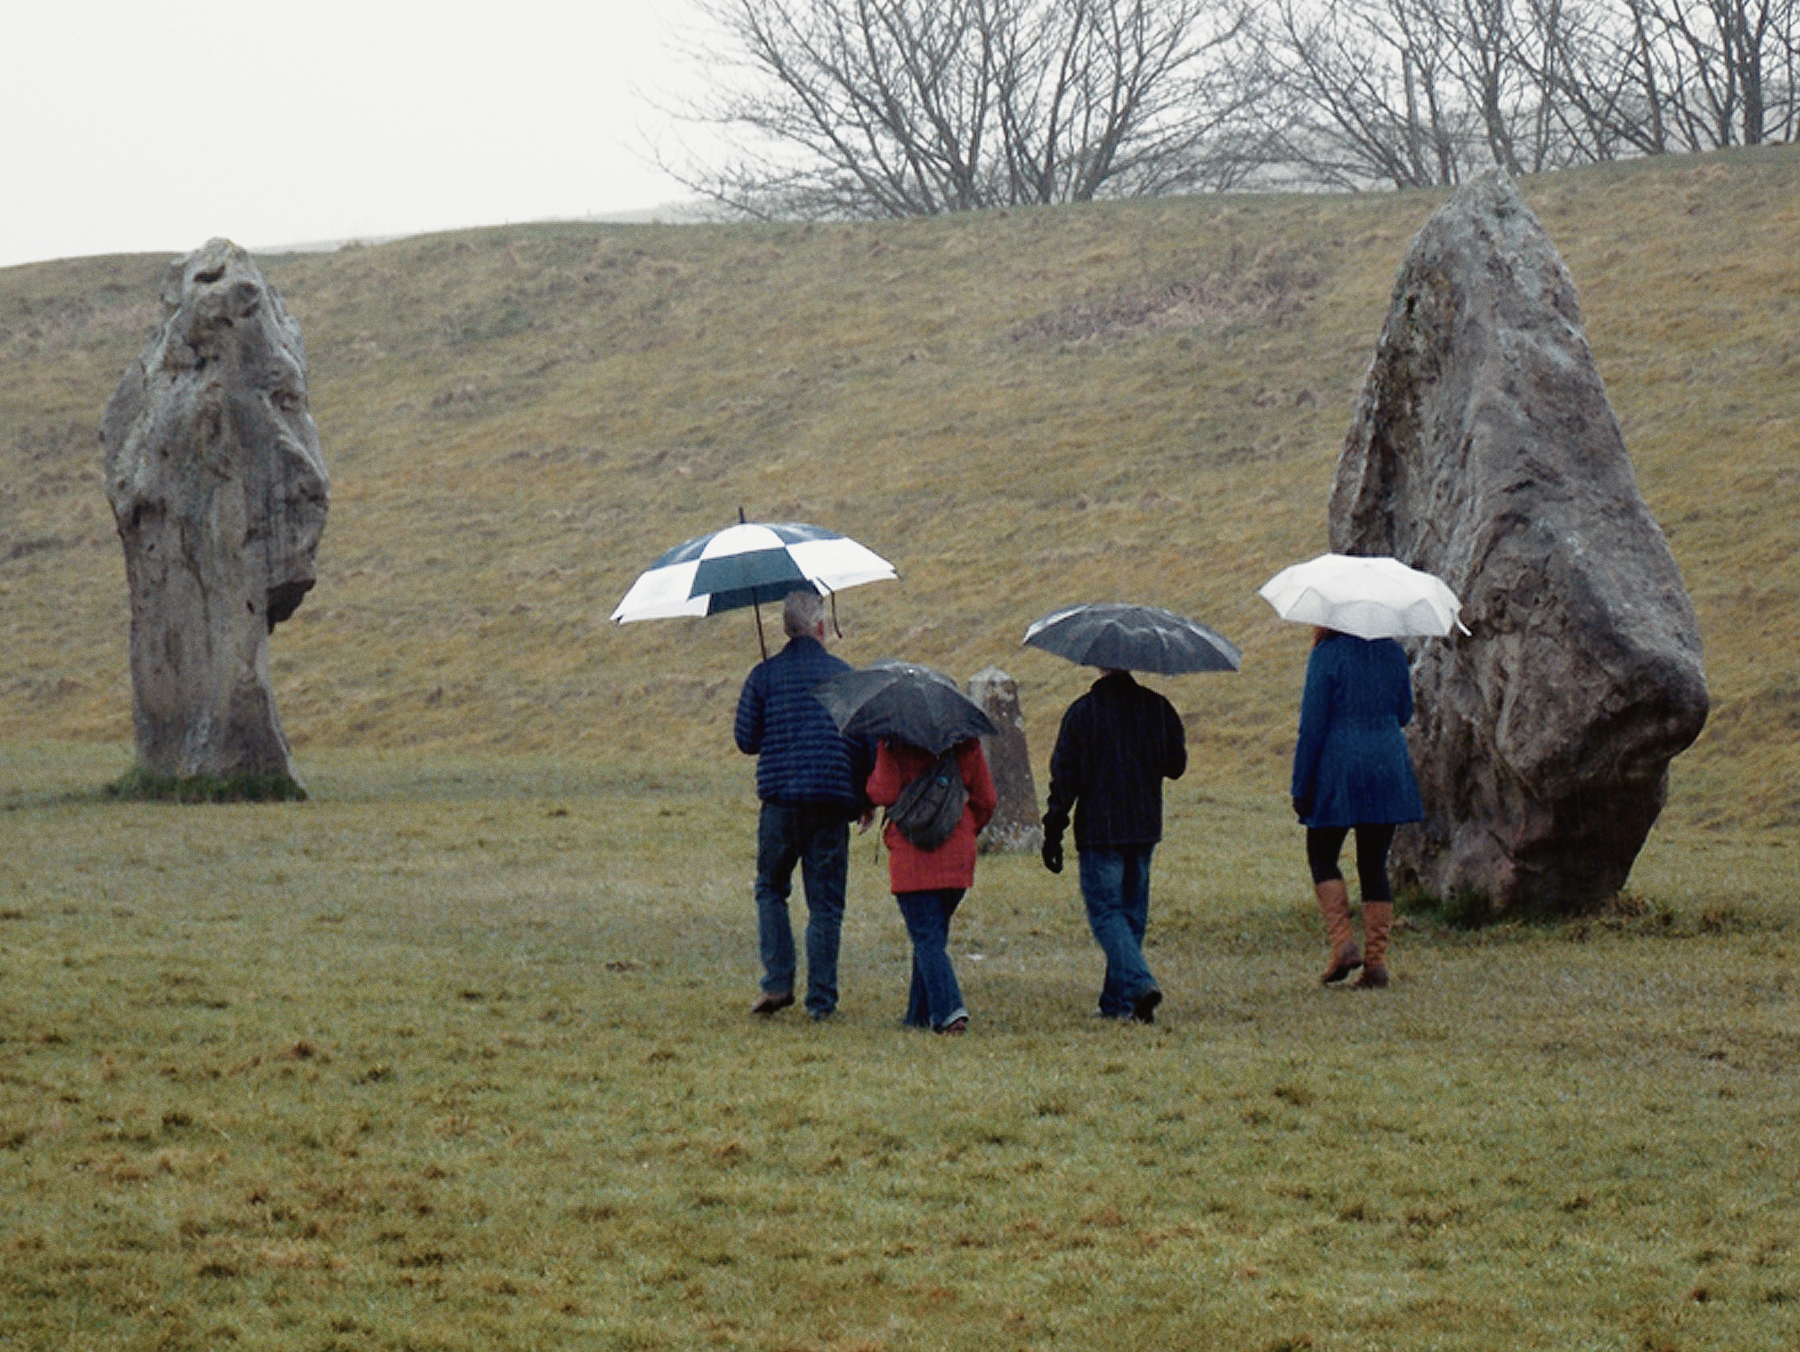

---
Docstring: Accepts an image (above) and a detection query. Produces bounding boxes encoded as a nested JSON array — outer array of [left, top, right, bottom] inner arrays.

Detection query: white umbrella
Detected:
[[1258, 553, 1467, 640]]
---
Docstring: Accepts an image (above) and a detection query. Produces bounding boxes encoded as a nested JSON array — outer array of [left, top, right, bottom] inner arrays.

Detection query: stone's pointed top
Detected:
[[1333, 174, 1707, 913], [159, 238, 249, 307]]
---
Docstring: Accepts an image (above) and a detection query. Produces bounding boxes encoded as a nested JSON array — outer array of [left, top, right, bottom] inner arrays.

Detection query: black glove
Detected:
[[1041, 838, 1064, 874], [1292, 795, 1313, 823]]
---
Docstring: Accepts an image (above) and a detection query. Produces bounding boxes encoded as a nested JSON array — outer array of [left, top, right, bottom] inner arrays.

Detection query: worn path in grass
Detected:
[[3, 747, 1797, 1350]]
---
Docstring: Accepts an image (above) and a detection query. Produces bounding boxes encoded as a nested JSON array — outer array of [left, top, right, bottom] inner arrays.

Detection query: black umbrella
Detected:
[[813, 660, 998, 756], [1022, 602, 1242, 674]]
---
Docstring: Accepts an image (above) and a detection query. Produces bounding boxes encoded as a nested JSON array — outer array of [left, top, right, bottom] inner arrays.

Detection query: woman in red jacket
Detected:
[[866, 737, 998, 1034]]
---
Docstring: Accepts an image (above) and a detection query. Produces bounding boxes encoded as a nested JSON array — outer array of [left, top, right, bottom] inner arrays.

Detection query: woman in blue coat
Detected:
[[1290, 628, 1423, 988]]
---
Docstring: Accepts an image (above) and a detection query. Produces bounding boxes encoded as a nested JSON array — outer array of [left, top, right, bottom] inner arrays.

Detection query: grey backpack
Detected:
[[885, 750, 967, 851]]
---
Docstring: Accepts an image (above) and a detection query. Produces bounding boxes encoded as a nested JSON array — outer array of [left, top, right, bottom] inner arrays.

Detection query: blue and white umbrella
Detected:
[[610, 519, 897, 630]]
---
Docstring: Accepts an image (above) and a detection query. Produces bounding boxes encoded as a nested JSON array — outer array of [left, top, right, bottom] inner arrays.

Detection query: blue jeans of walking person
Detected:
[[895, 889, 966, 1031], [755, 802, 849, 1018], [1078, 845, 1160, 1018]]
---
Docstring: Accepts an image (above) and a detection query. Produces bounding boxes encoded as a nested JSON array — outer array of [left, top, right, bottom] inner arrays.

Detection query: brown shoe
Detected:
[[750, 991, 794, 1016], [1352, 902, 1393, 989], [1315, 879, 1362, 984]]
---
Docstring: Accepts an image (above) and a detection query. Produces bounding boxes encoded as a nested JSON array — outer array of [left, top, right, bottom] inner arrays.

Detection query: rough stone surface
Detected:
[[968, 666, 1042, 853], [100, 239, 329, 787], [1333, 171, 1708, 913]]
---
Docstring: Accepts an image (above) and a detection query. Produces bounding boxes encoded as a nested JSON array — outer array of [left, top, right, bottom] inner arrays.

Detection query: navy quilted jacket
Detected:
[[734, 636, 865, 809]]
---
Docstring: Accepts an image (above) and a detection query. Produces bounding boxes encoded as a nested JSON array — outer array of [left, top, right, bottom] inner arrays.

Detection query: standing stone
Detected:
[[1333, 171, 1708, 913], [968, 666, 1041, 853], [100, 239, 329, 790]]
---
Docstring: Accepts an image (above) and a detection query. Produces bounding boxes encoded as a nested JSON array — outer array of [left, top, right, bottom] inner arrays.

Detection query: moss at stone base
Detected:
[[105, 767, 307, 803]]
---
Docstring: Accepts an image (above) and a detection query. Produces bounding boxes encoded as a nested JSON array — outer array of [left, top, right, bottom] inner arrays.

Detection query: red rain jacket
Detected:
[[866, 738, 997, 894]]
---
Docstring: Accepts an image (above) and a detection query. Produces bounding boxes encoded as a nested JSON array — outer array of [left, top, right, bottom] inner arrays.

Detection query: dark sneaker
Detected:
[[1131, 987, 1163, 1024], [750, 991, 794, 1016]]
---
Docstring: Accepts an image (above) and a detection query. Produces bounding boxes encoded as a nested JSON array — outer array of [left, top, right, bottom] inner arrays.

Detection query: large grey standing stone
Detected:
[[1333, 171, 1707, 913], [968, 666, 1042, 853], [100, 239, 329, 789]]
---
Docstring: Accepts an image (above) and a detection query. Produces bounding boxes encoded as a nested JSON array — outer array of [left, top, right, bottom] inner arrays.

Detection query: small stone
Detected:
[[968, 666, 1041, 852]]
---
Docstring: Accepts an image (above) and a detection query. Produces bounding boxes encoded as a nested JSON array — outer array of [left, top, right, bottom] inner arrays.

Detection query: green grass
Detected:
[[4, 148, 1800, 1347], [4, 745, 1799, 1350], [2, 147, 1797, 829]]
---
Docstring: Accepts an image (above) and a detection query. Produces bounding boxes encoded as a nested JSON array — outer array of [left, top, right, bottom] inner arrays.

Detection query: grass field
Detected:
[[2, 146, 1797, 826], [3, 147, 1799, 1348], [4, 746, 1799, 1351]]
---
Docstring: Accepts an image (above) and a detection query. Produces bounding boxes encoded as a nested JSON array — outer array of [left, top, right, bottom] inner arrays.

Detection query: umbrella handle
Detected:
[[740, 507, 770, 658]]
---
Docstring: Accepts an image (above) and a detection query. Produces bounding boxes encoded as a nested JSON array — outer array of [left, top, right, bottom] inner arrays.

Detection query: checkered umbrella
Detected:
[[610, 518, 897, 653]]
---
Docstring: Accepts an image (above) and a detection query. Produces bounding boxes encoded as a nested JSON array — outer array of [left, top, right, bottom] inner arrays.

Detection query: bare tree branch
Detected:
[[670, 0, 1248, 216]]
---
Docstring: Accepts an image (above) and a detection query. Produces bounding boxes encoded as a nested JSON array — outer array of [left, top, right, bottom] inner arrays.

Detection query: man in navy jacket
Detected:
[[734, 589, 868, 1019]]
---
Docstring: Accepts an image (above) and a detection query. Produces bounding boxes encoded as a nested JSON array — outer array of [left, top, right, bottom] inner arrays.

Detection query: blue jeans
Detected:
[[755, 802, 850, 1016], [895, 889, 966, 1030], [1078, 845, 1159, 1017]]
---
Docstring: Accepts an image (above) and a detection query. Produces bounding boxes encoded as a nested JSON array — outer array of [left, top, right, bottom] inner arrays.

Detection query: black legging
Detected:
[[1306, 824, 1397, 901]]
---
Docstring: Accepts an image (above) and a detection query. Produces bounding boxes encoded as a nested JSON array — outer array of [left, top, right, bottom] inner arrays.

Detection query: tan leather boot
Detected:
[[1314, 878, 1362, 984], [1354, 901, 1393, 988]]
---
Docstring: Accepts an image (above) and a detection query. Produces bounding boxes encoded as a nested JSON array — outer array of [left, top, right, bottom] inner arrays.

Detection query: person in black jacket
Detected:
[[1041, 669, 1187, 1022]]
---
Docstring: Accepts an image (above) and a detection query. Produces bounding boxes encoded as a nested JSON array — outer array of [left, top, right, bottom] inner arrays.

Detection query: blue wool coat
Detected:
[[1290, 634, 1424, 829], [734, 636, 864, 809]]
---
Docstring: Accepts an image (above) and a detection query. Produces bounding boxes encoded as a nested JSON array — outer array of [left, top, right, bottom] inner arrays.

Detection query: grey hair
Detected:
[[782, 588, 827, 638]]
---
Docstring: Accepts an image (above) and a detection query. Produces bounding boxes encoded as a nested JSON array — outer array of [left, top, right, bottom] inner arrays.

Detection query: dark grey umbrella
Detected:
[[813, 660, 998, 755], [1022, 602, 1242, 674]]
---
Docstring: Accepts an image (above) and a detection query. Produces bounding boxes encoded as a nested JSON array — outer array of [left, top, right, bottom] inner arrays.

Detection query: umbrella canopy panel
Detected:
[[1023, 602, 1242, 674], [813, 660, 998, 756], [611, 522, 897, 622], [1258, 553, 1466, 640]]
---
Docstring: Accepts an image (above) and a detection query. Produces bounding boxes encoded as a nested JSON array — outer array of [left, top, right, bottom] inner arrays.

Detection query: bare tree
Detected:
[[670, 0, 1250, 217], [1619, 0, 1800, 145], [1238, 0, 1477, 189], [669, 0, 1798, 213], [1229, 0, 1797, 190]]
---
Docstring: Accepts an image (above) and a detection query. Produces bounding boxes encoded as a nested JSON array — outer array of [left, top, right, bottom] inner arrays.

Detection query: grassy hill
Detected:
[[2, 146, 1796, 832]]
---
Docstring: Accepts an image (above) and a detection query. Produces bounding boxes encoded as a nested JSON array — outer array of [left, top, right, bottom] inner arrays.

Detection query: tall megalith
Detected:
[[1334, 172, 1707, 912], [100, 239, 329, 791]]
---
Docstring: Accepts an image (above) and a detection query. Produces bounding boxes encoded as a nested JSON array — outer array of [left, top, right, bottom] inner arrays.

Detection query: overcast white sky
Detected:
[[1, 0, 727, 270]]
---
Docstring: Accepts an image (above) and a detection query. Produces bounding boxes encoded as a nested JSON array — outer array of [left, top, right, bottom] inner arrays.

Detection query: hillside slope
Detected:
[[2, 148, 1795, 830]]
